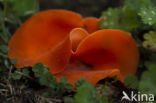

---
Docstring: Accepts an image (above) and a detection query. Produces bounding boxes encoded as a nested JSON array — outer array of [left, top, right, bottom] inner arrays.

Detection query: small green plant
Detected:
[[65, 79, 110, 103], [143, 31, 156, 51], [124, 75, 138, 89], [99, 0, 156, 32], [139, 53, 156, 95], [32, 63, 72, 98]]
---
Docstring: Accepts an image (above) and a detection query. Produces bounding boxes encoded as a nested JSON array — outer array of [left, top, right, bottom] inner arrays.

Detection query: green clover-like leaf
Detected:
[[143, 31, 156, 51], [139, 7, 156, 26]]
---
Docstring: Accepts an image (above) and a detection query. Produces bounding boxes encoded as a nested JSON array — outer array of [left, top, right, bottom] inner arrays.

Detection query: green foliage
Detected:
[[139, 7, 156, 26], [10, 0, 39, 17], [64, 97, 74, 103], [99, 8, 120, 29], [11, 67, 29, 80], [74, 82, 97, 103], [11, 69, 22, 80], [75, 78, 87, 87], [32, 63, 72, 98], [64, 79, 110, 103], [124, 75, 138, 89], [74, 81, 110, 103], [32, 63, 48, 78], [101, 85, 110, 93], [0, 45, 8, 53], [100, 0, 156, 32], [125, 0, 152, 10], [139, 59, 156, 95], [0, 24, 12, 43], [97, 96, 109, 103], [99, 7, 138, 32], [143, 31, 156, 51], [10, 58, 17, 64], [0, 8, 2, 22], [0, 0, 39, 43], [125, 0, 156, 28], [0, 52, 8, 59]]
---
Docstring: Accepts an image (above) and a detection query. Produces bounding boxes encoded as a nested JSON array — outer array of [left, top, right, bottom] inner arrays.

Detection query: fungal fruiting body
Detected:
[[8, 10, 139, 87]]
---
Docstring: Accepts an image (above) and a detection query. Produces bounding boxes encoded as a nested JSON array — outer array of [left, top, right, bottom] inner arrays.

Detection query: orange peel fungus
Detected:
[[8, 10, 139, 87]]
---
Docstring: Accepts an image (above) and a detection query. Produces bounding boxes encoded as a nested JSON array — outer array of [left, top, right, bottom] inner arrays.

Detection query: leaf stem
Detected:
[[0, 0, 7, 29]]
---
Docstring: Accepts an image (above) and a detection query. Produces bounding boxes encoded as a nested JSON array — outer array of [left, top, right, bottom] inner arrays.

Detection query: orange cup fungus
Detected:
[[8, 10, 139, 87]]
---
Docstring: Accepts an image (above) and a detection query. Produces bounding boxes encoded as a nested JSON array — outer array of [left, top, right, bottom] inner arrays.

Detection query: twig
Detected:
[[0, 89, 8, 95], [0, 83, 6, 87], [15, 71, 35, 81], [47, 98, 62, 103], [8, 65, 13, 80], [0, 89, 8, 92], [8, 84, 13, 95]]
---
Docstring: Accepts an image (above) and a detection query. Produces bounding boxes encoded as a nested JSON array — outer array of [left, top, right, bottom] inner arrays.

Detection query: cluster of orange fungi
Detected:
[[8, 10, 139, 87]]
